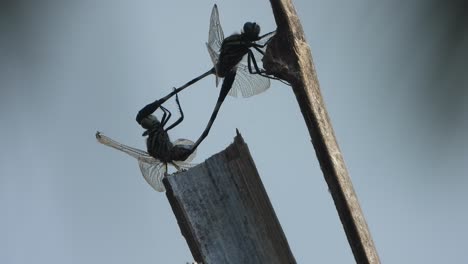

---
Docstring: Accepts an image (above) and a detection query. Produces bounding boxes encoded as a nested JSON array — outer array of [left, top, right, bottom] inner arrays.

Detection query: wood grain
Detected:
[[164, 131, 296, 264], [263, 1, 380, 263]]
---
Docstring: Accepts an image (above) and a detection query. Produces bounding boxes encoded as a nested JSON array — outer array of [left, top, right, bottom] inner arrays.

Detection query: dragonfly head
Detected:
[[243, 22, 260, 41], [140, 114, 161, 136]]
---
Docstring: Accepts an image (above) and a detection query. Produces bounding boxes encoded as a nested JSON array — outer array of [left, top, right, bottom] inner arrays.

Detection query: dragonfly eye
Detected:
[[243, 22, 260, 39]]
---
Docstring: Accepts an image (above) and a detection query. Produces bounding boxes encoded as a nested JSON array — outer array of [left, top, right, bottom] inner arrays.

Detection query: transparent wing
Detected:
[[96, 131, 167, 192], [138, 161, 167, 192], [207, 4, 224, 56], [228, 64, 271, 98], [206, 43, 222, 87], [207, 4, 224, 87], [95, 131, 155, 163], [206, 43, 218, 67], [173, 138, 197, 162]]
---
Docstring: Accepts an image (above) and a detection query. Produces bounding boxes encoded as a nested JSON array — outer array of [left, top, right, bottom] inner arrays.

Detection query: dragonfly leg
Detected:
[[189, 70, 236, 154], [136, 68, 215, 124], [252, 45, 266, 55], [258, 30, 276, 44], [165, 91, 184, 132], [160, 105, 172, 127], [248, 49, 271, 75], [247, 50, 291, 86], [247, 50, 273, 76], [247, 50, 254, 74], [251, 31, 275, 49], [170, 161, 181, 171]]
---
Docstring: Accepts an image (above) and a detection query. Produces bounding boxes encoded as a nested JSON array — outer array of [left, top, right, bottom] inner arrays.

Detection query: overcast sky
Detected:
[[1, 0, 467, 263]]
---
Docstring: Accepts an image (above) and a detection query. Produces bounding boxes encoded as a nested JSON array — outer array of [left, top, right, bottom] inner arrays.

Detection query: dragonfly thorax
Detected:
[[216, 33, 252, 77], [146, 126, 173, 162], [242, 22, 261, 41], [141, 115, 162, 136]]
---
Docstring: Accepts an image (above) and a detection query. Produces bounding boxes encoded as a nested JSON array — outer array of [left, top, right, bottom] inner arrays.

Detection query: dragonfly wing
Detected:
[[206, 43, 218, 67], [207, 4, 224, 55], [228, 64, 271, 98], [173, 138, 197, 162], [138, 160, 167, 192], [207, 4, 224, 87], [96, 131, 165, 191], [206, 43, 222, 87], [96, 131, 153, 161]]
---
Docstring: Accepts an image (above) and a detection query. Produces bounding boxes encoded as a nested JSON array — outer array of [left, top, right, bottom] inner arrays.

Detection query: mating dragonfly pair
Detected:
[[97, 4, 287, 192]]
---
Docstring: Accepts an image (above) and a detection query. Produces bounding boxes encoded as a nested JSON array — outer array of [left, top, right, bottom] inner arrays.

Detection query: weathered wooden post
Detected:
[[263, 0, 380, 263], [164, 131, 296, 264]]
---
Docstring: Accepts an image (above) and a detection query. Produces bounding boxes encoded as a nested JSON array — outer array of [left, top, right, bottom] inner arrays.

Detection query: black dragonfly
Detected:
[[136, 4, 286, 155], [96, 93, 196, 192]]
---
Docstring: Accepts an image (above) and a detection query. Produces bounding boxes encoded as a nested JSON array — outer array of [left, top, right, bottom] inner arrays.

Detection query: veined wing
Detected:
[[207, 4, 224, 57], [207, 4, 224, 87], [96, 131, 167, 192], [138, 161, 167, 192], [206, 43, 223, 87], [96, 131, 154, 163], [228, 63, 270, 98]]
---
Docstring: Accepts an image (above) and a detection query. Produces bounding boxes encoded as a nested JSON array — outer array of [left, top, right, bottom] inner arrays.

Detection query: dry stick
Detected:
[[164, 131, 296, 264], [263, 1, 380, 263]]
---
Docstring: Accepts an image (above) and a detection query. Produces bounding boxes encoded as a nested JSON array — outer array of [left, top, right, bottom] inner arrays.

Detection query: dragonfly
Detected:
[[97, 93, 196, 192], [136, 4, 287, 156]]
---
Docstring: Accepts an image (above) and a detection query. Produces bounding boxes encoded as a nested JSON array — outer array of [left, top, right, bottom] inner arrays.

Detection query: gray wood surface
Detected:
[[164, 131, 296, 264], [263, 1, 380, 263]]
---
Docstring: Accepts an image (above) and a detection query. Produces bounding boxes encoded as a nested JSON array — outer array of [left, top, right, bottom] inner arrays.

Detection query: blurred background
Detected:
[[1, 0, 467, 263]]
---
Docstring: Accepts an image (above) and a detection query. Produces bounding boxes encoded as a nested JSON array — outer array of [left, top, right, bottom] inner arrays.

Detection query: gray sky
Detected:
[[1, 0, 467, 263]]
